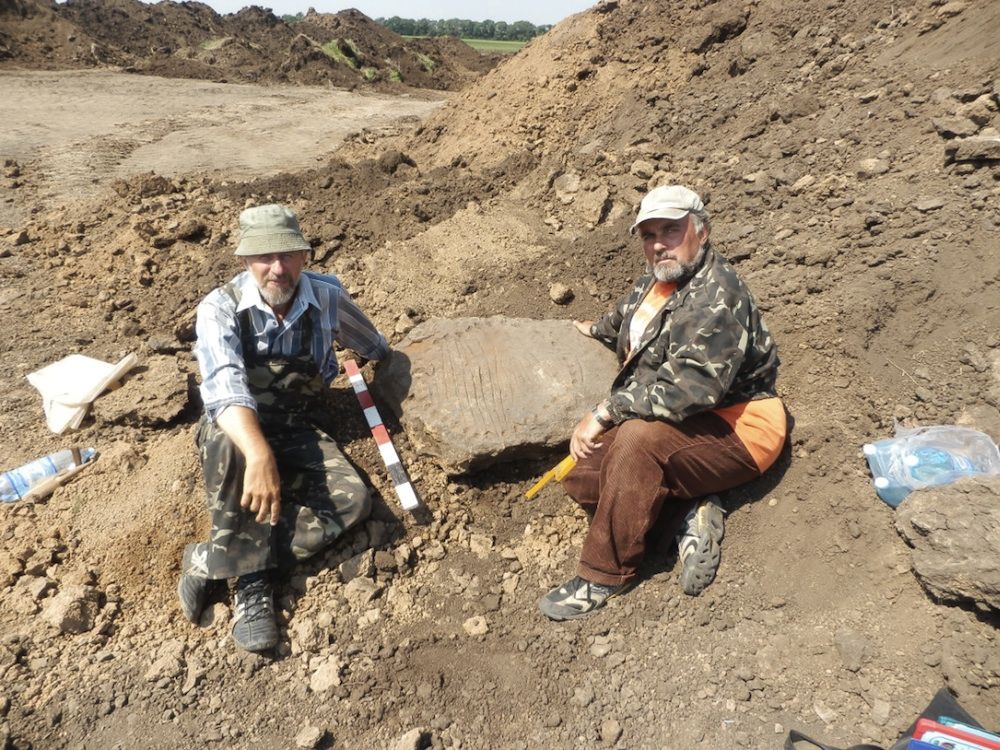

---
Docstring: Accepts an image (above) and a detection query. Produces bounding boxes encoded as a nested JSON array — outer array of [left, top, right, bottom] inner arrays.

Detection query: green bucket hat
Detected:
[[235, 204, 311, 256]]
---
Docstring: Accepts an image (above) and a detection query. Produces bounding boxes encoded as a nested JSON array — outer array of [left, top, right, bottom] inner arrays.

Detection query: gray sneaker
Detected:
[[538, 575, 629, 621], [232, 572, 278, 652], [677, 495, 725, 596], [177, 573, 212, 624]]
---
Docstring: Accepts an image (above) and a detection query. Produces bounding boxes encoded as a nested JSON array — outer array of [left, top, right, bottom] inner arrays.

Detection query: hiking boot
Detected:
[[677, 495, 725, 596], [231, 572, 278, 652], [177, 573, 212, 624], [538, 575, 629, 621]]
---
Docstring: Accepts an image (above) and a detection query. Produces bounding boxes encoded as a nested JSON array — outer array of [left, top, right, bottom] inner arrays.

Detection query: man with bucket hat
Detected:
[[178, 204, 389, 651], [539, 185, 787, 620]]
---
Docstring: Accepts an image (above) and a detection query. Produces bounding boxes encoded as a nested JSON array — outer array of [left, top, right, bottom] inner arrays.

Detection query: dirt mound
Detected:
[[293, 7, 491, 90], [0, 0, 498, 90], [56, 0, 222, 57], [0, 0, 116, 67], [408, 34, 500, 88], [1, 0, 1000, 747]]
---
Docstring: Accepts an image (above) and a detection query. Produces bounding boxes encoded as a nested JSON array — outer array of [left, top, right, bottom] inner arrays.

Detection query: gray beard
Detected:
[[652, 245, 706, 282], [259, 283, 297, 307]]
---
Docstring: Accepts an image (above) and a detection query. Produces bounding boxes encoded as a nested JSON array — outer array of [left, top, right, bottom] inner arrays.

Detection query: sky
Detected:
[[199, 0, 596, 26]]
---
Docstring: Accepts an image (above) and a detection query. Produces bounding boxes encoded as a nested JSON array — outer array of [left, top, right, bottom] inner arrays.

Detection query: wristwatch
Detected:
[[591, 406, 614, 430]]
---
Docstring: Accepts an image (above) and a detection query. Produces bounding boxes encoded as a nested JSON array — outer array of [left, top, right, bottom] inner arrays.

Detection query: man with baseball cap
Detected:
[[539, 185, 787, 620], [178, 204, 390, 651]]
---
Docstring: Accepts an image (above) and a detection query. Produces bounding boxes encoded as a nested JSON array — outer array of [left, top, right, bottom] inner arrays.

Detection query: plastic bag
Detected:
[[863, 425, 1000, 508]]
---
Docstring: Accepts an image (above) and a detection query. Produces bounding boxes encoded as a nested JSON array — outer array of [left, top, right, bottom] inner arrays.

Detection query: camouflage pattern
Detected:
[[593, 244, 779, 424], [181, 283, 371, 580], [181, 413, 371, 580]]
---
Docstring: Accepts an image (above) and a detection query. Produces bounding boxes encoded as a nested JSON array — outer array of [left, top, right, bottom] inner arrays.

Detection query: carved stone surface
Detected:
[[372, 317, 619, 473]]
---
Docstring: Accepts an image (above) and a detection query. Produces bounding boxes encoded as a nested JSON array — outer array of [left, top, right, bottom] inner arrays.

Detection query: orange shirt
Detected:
[[628, 280, 676, 355]]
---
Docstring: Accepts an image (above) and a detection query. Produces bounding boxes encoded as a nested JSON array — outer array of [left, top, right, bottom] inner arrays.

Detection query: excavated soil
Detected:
[[1, 0, 999, 749], [0, 0, 495, 90]]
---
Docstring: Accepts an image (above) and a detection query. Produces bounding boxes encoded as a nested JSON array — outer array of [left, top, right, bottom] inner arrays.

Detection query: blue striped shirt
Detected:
[[194, 270, 389, 419]]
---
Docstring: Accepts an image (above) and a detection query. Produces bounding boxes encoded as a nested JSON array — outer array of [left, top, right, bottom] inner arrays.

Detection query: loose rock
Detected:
[[856, 158, 890, 177], [295, 724, 324, 749], [41, 585, 100, 634], [309, 655, 343, 693], [393, 728, 430, 750], [463, 615, 489, 636], [549, 283, 574, 305], [896, 478, 1000, 612], [600, 718, 623, 745]]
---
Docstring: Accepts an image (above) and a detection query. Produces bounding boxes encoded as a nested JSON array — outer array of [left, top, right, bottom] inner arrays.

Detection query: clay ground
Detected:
[[0, 1, 999, 749], [0, 70, 444, 226]]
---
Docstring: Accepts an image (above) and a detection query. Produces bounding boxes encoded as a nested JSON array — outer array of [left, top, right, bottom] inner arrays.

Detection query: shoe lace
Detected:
[[236, 575, 273, 623]]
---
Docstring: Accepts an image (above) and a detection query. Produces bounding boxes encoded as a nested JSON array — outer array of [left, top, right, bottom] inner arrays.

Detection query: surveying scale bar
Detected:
[[343, 359, 419, 512]]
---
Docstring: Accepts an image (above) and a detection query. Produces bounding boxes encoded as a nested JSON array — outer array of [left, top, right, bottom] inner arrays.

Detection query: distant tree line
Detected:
[[377, 17, 552, 41]]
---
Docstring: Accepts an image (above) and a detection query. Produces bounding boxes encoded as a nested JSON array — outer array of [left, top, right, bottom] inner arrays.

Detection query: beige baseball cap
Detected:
[[630, 185, 704, 234], [235, 204, 311, 256]]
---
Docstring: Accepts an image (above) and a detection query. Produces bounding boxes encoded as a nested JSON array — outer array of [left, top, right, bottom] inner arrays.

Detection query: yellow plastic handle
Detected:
[[524, 455, 577, 499]]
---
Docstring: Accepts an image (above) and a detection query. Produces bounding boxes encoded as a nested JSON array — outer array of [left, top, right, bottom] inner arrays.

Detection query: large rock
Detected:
[[945, 135, 1000, 162], [932, 116, 979, 138], [895, 477, 1000, 613], [372, 318, 619, 473]]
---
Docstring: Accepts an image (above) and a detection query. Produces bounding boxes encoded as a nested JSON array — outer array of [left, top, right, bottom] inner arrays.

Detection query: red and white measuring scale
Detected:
[[343, 359, 420, 512]]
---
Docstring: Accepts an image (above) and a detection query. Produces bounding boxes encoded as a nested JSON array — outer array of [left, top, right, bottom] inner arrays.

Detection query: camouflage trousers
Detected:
[[181, 413, 372, 580]]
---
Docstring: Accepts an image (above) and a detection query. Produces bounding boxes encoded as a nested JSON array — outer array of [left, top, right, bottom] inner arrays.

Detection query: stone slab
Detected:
[[371, 317, 619, 473]]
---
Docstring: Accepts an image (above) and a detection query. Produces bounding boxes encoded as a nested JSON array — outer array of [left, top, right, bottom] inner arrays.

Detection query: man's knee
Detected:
[[326, 469, 372, 531], [606, 419, 671, 460]]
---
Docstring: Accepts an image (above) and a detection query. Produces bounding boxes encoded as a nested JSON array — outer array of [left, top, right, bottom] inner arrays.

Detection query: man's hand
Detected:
[[216, 405, 283, 526], [241, 454, 282, 525], [570, 411, 605, 460], [573, 319, 595, 338]]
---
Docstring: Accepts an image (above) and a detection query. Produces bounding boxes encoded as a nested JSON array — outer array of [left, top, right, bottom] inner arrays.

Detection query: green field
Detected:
[[402, 35, 526, 54], [461, 38, 526, 53]]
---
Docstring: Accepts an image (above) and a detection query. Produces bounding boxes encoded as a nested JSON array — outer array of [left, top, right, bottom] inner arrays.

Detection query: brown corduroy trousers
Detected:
[[562, 412, 761, 586]]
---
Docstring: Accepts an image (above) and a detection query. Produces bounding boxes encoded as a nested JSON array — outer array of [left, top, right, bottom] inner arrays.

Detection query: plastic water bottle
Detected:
[[871, 475, 910, 508], [864, 426, 1000, 508], [0, 448, 96, 502], [904, 447, 974, 483]]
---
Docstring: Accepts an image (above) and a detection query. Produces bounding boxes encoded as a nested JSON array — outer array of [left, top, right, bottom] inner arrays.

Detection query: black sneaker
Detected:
[[177, 573, 213, 624], [537, 575, 629, 621], [677, 495, 725, 596], [232, 572, 278, 652]]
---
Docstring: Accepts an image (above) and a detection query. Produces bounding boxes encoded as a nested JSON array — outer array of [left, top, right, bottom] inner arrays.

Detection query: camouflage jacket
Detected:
[[593, 245, 779, 425]]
